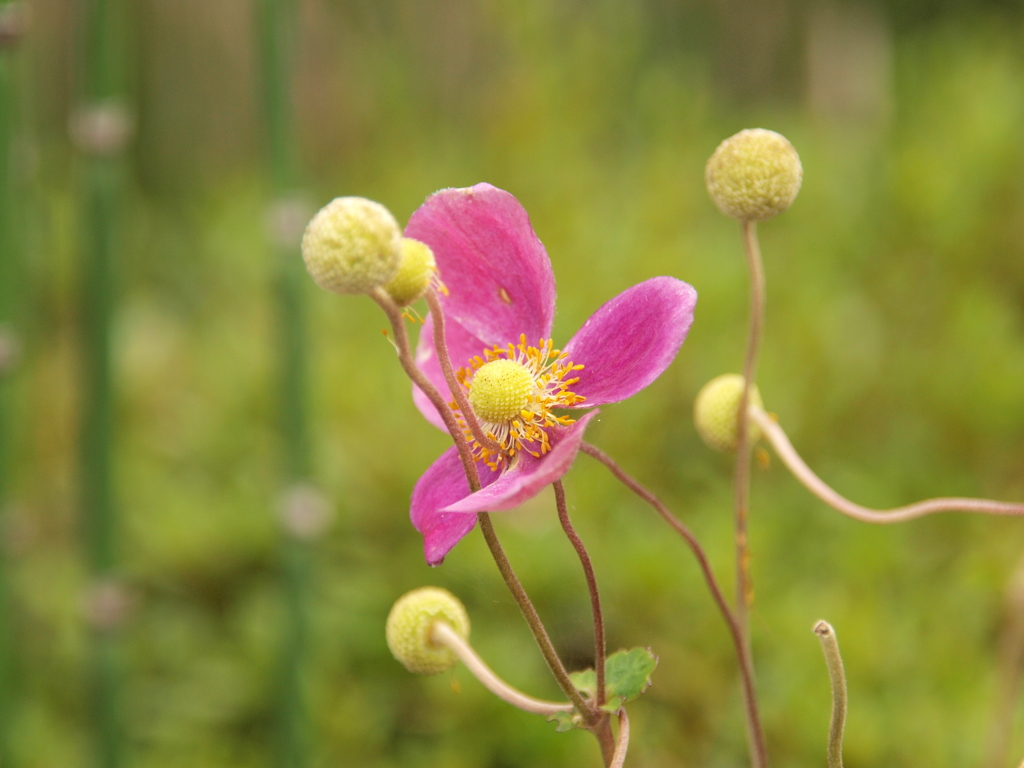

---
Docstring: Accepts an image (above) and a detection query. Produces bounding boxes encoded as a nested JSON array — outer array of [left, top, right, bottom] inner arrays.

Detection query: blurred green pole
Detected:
[[257, 1, 314, 766], [74, 0, 130, 766], [0, 4, 25, 765]]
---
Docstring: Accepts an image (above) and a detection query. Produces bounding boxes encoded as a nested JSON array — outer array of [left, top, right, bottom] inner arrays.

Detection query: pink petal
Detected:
[[440, 411, 599, 514], [562, 278, 697, 407], [404, 184, 556, 346], [412, 312, 488, 431], [411, 447, 503, 566]]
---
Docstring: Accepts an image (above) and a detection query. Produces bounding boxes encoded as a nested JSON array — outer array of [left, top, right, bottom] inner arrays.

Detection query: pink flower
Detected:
[[405, 184, 697, 565]]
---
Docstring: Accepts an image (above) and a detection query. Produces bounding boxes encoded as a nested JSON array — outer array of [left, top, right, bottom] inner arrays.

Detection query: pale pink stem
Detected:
[[750, 405, 1024, 523], [431, 621, 573, 716], [735, 219, 769, 768], [609, 708, 630, 768]]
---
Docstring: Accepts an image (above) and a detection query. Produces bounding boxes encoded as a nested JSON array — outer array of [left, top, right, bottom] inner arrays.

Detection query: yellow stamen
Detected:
[[451, 336, 586, 471]]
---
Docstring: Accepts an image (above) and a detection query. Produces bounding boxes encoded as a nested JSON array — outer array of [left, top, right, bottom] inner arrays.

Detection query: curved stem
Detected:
[[431, 621, 573, 716], [609, 709, 630, 768], [554, 481, 606, 708], [424, 288, 501, 454], [750, 406, 1024, 523], [371, 289, 480, 488], [372, 289, 592, 718], [476, 513, 594, 719], [813, 621, 846, 768], [580, 442, 768, 765]]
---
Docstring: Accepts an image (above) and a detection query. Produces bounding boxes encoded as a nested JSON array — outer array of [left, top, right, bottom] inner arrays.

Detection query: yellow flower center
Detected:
[[453, 335, 586, 470], [468, 359, 535, 423]]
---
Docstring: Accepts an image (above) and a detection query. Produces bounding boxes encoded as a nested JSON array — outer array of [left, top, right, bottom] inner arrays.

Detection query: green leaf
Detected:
[[603, 647, 658, 705], [569, 668, 597, 699], [564, 648, 658, 717], [547, 710, 585, 732]]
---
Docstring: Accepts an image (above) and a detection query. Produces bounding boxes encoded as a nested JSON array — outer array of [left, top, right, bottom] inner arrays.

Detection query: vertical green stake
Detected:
[[0, 3, 25, 765], [75, 0, 129, 766], [258, 0, 312, 766]]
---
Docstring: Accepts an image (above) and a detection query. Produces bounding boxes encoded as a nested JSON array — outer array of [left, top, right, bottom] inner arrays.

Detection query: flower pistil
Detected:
[[453, 334, 586, 470]]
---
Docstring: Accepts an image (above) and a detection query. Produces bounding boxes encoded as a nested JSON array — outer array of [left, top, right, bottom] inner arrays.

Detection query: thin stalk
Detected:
[[371, 291, 593, 720], [609, 708, 630, 768], [813, 621, 846, 768], [423, 288, 500, 454], [750, 406, 1024, 523], [76, 0, 129, 765], [430, 621, 573, 715], [371, 289, 479, 485], [475, 513, 595, 723], [734, 219, 768, 768], [0, 6, 23, 763], [985, 555, 1024, 768], [257, 0, 311, 764], [553, 481, 606, 708], [735, 220, 764, 620], [580, 441, 768, 766]]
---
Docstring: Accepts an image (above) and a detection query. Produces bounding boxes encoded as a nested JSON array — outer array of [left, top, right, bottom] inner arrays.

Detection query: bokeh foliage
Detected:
[[6, 0, 1024, 766]]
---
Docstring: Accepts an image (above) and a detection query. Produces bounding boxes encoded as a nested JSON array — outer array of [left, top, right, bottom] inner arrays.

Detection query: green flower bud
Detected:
[[384, 238, 437, 306], [694, 373, 764, 452], [301, 197, 401, 295], [705, 129, 802, 221], [386, 587, 470, 675]]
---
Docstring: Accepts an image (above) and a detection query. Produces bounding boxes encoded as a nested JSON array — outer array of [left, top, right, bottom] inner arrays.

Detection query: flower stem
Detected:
[[371, 289, 480, 488], [750, 405, 1024, 523], [431, 620, 573, 715], [372, 290, 594, 721], [476, 513, 595, 721], [553, 481, 606, 708], [424, 289, 501, 454], [735, 218, 768, 768], [735, 221, 764, 615], [580, 442, 768, 767], [609, 708, 630, 768], [813, 621, 847, 768], [986, 556, 1024, 768]]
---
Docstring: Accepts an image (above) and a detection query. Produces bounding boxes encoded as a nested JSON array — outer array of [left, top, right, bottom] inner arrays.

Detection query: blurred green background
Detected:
[[2, 0, 1024, 766]]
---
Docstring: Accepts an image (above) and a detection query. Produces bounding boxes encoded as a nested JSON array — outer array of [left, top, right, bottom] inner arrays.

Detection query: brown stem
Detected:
[[477, 513, 595, 720], [554, 481, 606, 708], [372, 289, 594, 723], [581, 441, 769, 767], [424, 288, 501, 454], [594, 715, 616, 767], [371, 289, 480, 488]]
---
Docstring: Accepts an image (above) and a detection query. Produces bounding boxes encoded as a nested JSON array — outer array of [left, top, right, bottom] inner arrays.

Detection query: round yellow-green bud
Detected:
[[383, 238, 437, 306], [469, 359, 535, 424], [385, 587, 470, 675], [705, 129, 802, 221], [694, 374, 764, 452], [301, 197, 401, 295]]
